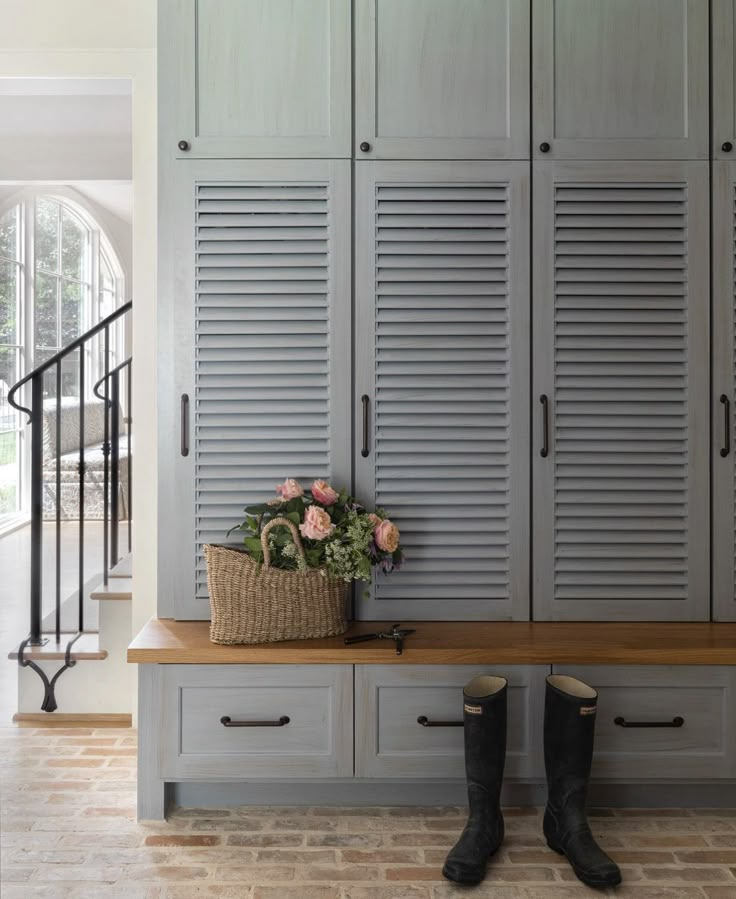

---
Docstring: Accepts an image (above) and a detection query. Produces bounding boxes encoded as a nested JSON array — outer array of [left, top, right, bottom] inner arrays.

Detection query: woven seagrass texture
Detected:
[[205, 517, 348, 644]]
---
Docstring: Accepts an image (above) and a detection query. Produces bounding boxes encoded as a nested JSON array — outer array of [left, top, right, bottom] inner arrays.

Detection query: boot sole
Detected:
[[442, 847, 500, 885], [546, 841, 622, 890]]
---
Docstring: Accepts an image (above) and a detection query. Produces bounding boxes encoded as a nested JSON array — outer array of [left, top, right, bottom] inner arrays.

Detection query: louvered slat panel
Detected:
[[373, 181, 511, 606], [194, 183, 332, 599], [544, 169, 709, 619]]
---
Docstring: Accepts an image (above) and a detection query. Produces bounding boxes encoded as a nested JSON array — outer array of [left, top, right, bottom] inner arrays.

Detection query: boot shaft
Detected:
[[462, 675, 507, 790]]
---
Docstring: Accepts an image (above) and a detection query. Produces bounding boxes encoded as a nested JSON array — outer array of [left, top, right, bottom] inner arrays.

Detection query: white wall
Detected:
[[0, 1, 158, 714]]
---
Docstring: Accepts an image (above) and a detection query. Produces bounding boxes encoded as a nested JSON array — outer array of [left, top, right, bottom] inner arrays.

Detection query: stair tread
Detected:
[[109, 555, 132, 578], [9, 632, 107, 661], [90, 578, 132, 601]]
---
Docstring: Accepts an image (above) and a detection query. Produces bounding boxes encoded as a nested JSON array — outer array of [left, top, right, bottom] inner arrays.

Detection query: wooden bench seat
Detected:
[[128, 618, 736, 666]]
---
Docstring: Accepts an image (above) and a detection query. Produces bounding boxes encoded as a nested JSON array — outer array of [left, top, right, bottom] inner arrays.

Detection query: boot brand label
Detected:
[[580, 706, 597, 716], [464, 703, 483, 715]]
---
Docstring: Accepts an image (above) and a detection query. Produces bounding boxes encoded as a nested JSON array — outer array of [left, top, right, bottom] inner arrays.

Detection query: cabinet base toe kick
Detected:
[[137, 662, 736, 820]]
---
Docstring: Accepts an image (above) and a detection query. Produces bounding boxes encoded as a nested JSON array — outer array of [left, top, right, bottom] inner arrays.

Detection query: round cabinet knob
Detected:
[[539, 142, 551, 153], [723, 141, 733, 153], [359, 141, 371, 153], [177, 140, 190, 152]]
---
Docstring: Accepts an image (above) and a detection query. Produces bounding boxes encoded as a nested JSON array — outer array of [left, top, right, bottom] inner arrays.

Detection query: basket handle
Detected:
[[260, 516, 306, 569]]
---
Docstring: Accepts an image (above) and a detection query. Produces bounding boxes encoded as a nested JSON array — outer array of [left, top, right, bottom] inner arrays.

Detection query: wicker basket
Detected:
[[205, 516, 348, 644]]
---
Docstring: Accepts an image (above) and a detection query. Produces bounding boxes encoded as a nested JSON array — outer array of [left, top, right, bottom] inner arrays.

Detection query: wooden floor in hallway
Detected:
[[4, 726, 736, 898]]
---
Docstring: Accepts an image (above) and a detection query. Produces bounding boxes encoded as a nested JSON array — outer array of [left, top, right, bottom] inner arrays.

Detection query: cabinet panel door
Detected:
[[532, 0, 708, 160], [714, 1, 736, 159], [355, 161, 530, 620], [161, 160, 351, 619], [161, 0, 351, 158], [533, 162, 709, 621], [355, 0, 530, 159], [713, 162, 736, 619]]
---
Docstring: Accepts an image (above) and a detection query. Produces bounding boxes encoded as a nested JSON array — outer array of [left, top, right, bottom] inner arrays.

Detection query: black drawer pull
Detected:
[[614, 716, 684, 729], [721, 395, 731, 458], [220, 715, 290, 728], [417, 715, 464, 728], [361, 394, 370, 458], [540, 394, 550, 458]]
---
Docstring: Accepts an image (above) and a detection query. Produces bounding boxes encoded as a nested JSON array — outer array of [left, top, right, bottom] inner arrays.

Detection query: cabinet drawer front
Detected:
[[161, 665, 353, 779], [555, 666, 736, 779], [356, 665, 547, 779]]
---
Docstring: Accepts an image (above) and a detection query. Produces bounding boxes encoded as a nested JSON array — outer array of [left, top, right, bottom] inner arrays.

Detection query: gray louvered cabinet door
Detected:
[[713, 1, 736, 160], [162, 0, 351, 159], [354, 0, 530, 160], [532, 161, 709, 622], [166, 159, 351, 620], [532, 0, 709, 160], [713, 162, 736, 620], [355, 161, 530, 620]]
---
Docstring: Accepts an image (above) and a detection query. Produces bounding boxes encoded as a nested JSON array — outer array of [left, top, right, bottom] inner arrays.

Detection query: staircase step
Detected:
[[9, 632, 107, 662], [90, 578, 132, 601], [109, 554, 132, 578]]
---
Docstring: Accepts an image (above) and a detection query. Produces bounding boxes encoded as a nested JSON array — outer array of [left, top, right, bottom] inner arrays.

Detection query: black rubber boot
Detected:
[[543, 675, 622, 889], [442, 675, 507, 885]]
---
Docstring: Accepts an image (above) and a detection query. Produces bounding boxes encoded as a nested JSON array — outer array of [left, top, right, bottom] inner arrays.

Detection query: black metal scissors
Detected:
[[344, 623, 416, 655]]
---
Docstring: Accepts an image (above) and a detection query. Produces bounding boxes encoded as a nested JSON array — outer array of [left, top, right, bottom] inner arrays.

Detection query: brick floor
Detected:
[[3, 726, 736, 897]]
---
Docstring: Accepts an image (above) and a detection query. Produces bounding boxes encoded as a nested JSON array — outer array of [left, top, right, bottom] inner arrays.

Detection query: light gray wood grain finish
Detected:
[[160, 664, 353, 779], [713, 0, 736, 159], [712, 162, 736, 620], [354, 161, 530, 620], [137, 665, 168, 820], [533, 0, 709, 159], [554, 665, 736, 779], [165, 0, 351, 158], [355, 0, 530, 159], [165, 159, 351, 620], [355, 665, 546, 779], [533, 161, 710, 621]]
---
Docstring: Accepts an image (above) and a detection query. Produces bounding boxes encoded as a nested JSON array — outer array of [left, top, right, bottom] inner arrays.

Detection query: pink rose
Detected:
[[299, 505, 335, 541], [275, 478, 304, 501], [311, 479, 339, 506], [368, 513, 382, 527], [374, 518, 400, 553]]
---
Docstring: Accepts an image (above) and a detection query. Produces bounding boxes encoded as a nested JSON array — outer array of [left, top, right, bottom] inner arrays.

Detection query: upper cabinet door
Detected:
[[355, 161, 530, 620], [533, 161, 710, 621], [162, 0, 351, 158], [713, 162, 736, 619], [355, 0, 530, 159], [160, 159, 352, 619], [714, 1, 736, 160], [532, 0, 709, 160]]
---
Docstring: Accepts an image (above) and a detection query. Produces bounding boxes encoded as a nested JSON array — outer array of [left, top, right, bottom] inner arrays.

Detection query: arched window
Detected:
[[0, 192, 126, 525]]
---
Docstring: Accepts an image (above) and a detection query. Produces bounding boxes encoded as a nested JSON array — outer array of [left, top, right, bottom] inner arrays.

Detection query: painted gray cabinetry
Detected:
[[713, 162, 736, 620], [355, 665, 546, 779], [532, 0, 709, 160], [553, 666, 736, 780], [354, 161, 530, 621], [713, 1, 736, 160], [159, 665, 354, 779], [532, 161, 710, 622], [160, 0, 351, 158], [159, 159, 352, 620], [355, 0, 530, 159]]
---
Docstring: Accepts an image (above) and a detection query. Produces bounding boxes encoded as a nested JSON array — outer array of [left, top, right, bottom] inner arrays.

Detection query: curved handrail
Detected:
[[7, 301, 132, 419], [93, 357, 132, 403]]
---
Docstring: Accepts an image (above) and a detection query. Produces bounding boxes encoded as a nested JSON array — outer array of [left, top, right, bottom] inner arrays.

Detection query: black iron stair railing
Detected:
[[7, 301, 132, 712]]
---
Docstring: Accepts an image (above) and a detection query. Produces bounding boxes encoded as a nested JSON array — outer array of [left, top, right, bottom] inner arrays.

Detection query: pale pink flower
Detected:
[[311, 479, 339, 506], [275, 478, 304, 501], [368, 513, 382, 527], [374, 518, 400, 553], [299, 505, 335, 541]]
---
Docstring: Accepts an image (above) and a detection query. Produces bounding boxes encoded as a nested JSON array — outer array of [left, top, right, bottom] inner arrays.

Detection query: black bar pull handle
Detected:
[[181, 394, 190, 457], [540, 394, 549, 458], [220, 715, 290, 728], [361, 394, 370, 458], [614, 716, 684, 729], [721, 395, 731, 458], [417, 716, 464, 728]]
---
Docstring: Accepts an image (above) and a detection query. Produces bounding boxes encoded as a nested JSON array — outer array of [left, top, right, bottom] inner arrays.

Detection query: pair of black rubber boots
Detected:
[[443, 674, 621, 889]]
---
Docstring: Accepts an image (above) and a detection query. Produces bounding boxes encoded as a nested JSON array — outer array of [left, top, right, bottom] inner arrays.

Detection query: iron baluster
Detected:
[[78, 350, 85, 634], [110, 370, 120, 567], [102, 326, 110, 585], [29, 376, 44, 646], [55, 363, 62, 643], [127, 360, 132, 554]]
